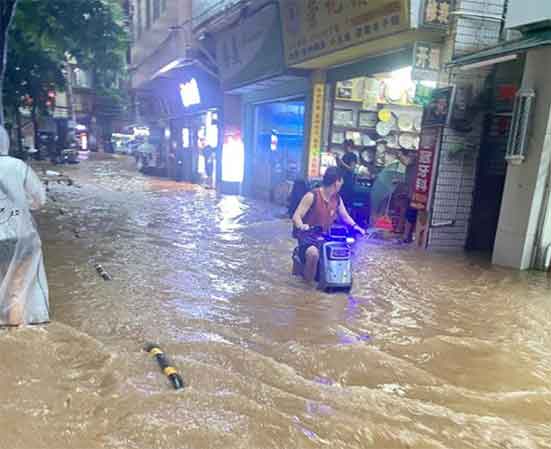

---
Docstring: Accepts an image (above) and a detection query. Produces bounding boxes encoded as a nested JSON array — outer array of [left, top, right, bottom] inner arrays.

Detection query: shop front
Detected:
[[150, 59, 222, 185], [246, 91, 309, 203], [213, 1, 311, 201], [323, 55, 435, 232], [450, 27, 551, 270], [279, 0, 449, 238]]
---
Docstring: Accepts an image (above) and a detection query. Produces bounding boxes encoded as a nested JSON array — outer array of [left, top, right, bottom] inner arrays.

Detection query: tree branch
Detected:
[[0, 0, 18, 125]]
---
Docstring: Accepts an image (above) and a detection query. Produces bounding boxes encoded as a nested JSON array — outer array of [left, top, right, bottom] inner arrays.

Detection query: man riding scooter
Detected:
[[292, 166, 365, 285]]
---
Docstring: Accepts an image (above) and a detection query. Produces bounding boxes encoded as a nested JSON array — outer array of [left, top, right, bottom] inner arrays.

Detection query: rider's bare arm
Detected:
[[292, 192, 314, 231]]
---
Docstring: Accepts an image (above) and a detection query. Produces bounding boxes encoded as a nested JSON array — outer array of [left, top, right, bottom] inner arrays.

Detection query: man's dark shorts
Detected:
[[406, 205, 418, 224], [296, 232, 324, 263]]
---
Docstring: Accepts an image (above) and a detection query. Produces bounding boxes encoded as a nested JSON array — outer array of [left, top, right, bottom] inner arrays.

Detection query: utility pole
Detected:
[[64, 60, 77, 123]]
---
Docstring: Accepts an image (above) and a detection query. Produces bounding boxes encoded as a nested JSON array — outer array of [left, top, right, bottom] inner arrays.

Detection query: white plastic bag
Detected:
[[0, 127, 49, 325]]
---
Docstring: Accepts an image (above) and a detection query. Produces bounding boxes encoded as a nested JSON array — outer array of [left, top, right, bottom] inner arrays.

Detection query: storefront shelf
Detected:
[[335, 97, 364, 103], [332, 125, 377, 131]]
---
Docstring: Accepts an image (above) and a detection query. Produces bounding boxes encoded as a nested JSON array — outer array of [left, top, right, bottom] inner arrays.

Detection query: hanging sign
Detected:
[[412, 41, 442, 82], [411, 127, 440, 211], [308, 81, 325, 179], [280, 0, 409, 65], [179, 79, 201, 108], [420, 0, 453, 29], [423, 86, 456, 128]]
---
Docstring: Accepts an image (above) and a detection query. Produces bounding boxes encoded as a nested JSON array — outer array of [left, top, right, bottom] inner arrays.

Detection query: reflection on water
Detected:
[[3, 155, 551, 449]]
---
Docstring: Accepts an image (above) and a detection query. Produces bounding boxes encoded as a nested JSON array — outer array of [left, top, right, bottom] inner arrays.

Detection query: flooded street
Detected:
[[2, 154, 551, 449]]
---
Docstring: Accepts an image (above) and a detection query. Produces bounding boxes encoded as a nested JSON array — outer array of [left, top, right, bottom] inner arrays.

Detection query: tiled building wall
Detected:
[[428, 0, 507, 250]]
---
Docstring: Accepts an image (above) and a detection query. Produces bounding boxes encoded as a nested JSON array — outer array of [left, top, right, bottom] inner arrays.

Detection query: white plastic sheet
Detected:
[[0, 127, 49, 325]]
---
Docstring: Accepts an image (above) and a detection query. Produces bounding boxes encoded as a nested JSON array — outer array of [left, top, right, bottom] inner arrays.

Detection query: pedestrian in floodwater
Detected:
[[0, 126, 49, 326]]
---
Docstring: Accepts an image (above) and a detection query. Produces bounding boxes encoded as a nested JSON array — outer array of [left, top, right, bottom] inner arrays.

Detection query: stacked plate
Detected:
[[397, 114, 414, 132], [376, 120, 394, 137], [414, 116, 423, 132]]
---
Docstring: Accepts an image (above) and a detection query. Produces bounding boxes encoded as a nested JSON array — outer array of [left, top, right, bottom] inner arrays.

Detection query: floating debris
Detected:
[[94, 263, 112, 281], [144, 343, 184, 390]]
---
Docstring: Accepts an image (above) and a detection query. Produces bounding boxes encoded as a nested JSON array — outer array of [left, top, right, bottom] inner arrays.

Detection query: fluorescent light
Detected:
[[390, 66, 412, 83], [179, 79, 201, 107], [158, 59, 182, 74], [459, 54, 518, 71], [222, 137, 244, 183]]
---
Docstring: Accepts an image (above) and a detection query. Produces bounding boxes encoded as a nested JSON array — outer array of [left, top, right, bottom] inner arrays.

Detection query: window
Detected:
[[161, 0, 167, 13], [136, 0, 142, 38], [506, 89, 536, 164], [153, 0, 161, 21], [254, 100, 306, 187], [145, 0, 151, 29]]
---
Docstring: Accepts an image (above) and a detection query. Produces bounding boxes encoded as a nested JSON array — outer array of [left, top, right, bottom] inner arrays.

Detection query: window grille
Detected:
[[506, 89, 536, 164]]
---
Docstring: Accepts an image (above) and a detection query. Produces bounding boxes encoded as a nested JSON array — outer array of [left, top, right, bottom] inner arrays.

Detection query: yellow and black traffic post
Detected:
[[144, 343, 184, 390]]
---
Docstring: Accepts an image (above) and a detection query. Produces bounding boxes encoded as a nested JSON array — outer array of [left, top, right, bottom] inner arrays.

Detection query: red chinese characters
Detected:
[[411, 128, 440, 211]]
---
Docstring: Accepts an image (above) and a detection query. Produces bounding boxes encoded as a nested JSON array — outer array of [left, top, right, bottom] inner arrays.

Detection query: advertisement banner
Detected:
[[411, 126, 441, 211], [423, 86, 456, 128], [308, 81, 325, 179], [215, 4, 285, 90], [192, 0, 240, 28], [279, 0, 409, 65]]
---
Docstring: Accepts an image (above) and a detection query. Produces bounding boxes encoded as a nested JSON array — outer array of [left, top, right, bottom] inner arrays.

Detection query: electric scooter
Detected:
[[292, 225, 357, 292]]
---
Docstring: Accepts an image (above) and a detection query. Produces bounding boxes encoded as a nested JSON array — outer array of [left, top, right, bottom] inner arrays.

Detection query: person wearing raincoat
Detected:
[[0, 126, 49, 326]]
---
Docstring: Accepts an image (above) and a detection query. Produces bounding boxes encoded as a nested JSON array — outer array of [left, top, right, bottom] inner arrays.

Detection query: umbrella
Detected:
[[370, 160, 404, 217]]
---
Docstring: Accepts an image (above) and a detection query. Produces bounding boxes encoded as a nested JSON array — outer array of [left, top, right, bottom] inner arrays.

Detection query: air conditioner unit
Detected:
[[506, 0, 551, 31]]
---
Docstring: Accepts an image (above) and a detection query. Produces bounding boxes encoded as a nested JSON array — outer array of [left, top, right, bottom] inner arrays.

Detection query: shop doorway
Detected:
[[467, 63, 521, 253], [252, 99, 305, 203], [171, 110, 219, 186], [467, 115, 509, 252]]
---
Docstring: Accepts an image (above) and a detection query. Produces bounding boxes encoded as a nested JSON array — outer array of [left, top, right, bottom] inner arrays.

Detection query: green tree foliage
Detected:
[[14, 0, 128, 83], [2, 0, 129, 127], [0, 0, 18, 125], [3, 27, 65, 117]]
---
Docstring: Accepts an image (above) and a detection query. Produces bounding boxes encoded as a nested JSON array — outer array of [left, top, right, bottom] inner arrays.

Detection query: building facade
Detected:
[[128, 0, 549, 270], [451, 0, 551, 270], [194, 0, 551, 270], [129, 0, 224, 183]]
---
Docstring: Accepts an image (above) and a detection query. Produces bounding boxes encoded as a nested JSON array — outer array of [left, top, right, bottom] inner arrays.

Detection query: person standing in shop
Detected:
[[336, 139, 357, 209], [394, 149, 418, 243], [203, 144, 215, 189]]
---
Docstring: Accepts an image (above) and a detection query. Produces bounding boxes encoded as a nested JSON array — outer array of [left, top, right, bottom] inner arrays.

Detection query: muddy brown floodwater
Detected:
[[1, 154, 551, 449]]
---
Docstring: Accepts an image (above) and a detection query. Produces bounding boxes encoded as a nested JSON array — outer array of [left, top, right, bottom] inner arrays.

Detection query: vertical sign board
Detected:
[[411, 126, 441, 249], [308, 82, 325, 179], [411, 127, 440, 211], [419, 0, 453, 29], [412, 41, 442, 82], [411, 86, 455, 247]]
